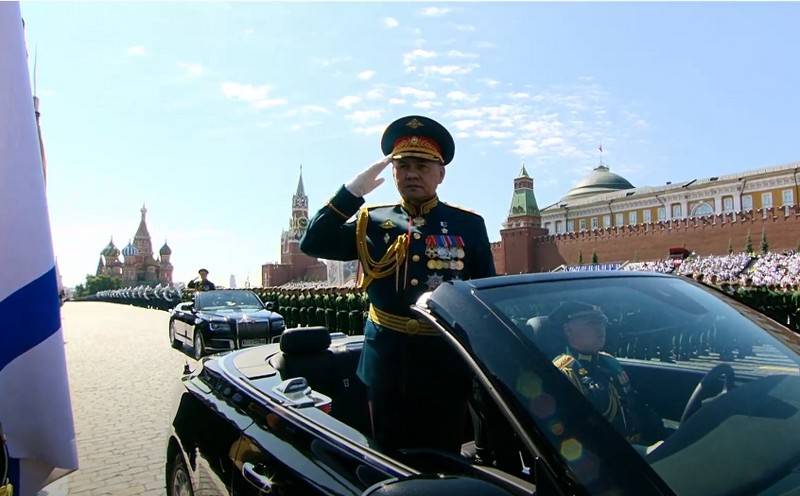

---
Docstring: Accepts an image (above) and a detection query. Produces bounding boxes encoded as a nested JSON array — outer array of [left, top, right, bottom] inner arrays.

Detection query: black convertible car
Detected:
[[166, 272, 800, 495], [169, 289, 285, 359]]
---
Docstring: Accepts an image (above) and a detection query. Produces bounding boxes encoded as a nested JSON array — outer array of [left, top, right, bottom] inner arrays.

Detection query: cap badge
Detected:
[[410, 136, 419, 144], [406, 118, 424, 129]]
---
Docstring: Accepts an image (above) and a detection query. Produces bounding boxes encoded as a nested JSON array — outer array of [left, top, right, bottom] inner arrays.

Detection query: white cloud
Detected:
[[480, 78, 500, 88], [347, 109, 383, 124], [253, 98, 288, 109], [221, 82, 287, 109], [399, 86, 436, 100], [354, 125, 384, 136], [221, 82, 269, 101], [447, 50, 478, 58], [366, 87, 385, 100], [127, 46, 146, 56], [476, 41, 496, 49], [388, 98, 406, 105], [540, 137, 565, 147], [413, 101, 437, 109], [446, 91, 479, 103], [475, 130, 512, 139], [290, 121, 322, 131], [448, 108, 484, 119], [454, 119, 481, 130], [357, 70, 376, 81], [514, 139, 540, 156], [312, 56, 352, 67], [337, 95, 362, 109], [453, 24, 476, 32], [420, 6, 451, 16], [403, 48, 436, 67], [454, 131, 470, 139], [422, 64, 479, 76], [177, 62, 205, 78], [384, 17, 399, 28], [284, 105, 330, 117], [508, 92, 530, 99]]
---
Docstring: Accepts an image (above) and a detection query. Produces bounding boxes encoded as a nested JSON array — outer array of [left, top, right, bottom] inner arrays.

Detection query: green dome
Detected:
[[561, 165, 634, 201]]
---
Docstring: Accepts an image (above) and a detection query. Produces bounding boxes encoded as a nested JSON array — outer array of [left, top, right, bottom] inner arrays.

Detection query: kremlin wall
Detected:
[[495, 161, 800, 274]]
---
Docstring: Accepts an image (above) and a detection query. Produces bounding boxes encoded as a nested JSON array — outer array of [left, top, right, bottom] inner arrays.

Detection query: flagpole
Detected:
[[0, 3, 78, 495]]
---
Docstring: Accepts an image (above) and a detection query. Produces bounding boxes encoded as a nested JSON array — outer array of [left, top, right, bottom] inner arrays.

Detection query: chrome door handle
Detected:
[[242, 462, 273, 493]]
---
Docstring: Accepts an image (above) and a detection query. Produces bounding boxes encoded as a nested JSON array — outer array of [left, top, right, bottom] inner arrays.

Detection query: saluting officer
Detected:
[[187, 268, 216, 292], [301, 115, 495, 453]]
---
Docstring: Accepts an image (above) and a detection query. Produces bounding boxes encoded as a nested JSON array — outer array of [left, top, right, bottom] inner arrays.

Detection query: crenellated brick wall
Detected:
[[526, 206, 800, 272]]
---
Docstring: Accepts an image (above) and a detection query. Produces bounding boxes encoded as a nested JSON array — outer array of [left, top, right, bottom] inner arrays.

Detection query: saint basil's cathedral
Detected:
[[96, 205, 174, 285]]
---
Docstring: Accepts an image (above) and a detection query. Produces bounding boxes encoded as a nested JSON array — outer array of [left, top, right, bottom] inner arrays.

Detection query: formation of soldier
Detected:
[[254, 286, 369, 336]]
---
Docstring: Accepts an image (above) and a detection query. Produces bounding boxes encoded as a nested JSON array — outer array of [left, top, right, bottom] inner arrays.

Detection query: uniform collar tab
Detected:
[[401, 195, 439, 217]]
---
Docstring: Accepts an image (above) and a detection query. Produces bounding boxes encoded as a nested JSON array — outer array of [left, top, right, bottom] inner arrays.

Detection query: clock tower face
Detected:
[[297, 217, 308, 229], [293, 196, 307, 209]]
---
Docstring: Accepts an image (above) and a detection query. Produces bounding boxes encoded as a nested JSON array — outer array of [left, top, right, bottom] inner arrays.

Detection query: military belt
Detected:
[[368, 305, 438, 336]]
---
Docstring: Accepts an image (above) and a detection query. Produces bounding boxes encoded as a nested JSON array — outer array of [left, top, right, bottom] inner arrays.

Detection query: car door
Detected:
[[214, 352, 411, 495], [172, 360, 258, 495], [172, 302, 193, 344]]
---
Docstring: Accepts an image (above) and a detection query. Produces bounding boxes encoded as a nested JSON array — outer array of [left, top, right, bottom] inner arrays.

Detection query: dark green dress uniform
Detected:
[[187, 278, 215, 292], [553, 350, 663, 444], [301, 186, 495, 451]]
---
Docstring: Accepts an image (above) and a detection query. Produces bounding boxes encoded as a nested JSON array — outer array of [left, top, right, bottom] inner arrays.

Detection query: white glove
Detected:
[[345, 156, 391, 198]]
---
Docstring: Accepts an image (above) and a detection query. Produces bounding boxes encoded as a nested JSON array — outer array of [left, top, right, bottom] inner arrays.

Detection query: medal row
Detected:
[[425, 235, 465, 271]]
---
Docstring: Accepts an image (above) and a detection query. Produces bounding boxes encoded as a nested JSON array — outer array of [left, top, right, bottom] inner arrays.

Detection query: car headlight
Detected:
[[209, 322, 230, 331]]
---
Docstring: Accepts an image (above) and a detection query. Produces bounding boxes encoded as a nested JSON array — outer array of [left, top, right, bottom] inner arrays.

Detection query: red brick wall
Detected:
[[528, 207, 800, 272], [491, 241, 505, 275], [500, 226, 550, 274]]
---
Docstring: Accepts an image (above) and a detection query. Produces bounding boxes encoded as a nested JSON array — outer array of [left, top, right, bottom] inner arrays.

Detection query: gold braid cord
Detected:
[[356, 209, 408, 289]]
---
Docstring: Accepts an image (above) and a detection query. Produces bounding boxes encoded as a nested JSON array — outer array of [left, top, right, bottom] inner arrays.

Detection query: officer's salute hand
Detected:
[[345, 156, 391, 198]]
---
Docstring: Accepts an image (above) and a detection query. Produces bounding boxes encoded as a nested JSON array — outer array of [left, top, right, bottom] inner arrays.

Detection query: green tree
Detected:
[[745, 230, 753, 253], [727, 238, 733, 255], [591, 250, 599, 264], [77, 274, 123, 297], [578, 250, 583, 265], [761, 229, 769, 254]]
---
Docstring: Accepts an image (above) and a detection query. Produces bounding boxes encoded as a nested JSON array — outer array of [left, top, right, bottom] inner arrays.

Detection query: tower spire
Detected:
[[296, 165, 305, 196]]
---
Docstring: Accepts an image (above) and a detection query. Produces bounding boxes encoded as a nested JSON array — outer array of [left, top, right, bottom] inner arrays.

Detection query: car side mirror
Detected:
[[265, 301, 275, 311], [362, 475, 515, 496]]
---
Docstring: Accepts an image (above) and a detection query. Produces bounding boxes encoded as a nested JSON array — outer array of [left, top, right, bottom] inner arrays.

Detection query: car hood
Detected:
[[197, 309, 279, 322]]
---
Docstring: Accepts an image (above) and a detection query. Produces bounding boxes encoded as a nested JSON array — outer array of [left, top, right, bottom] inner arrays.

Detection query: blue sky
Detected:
[[21, 2, 800, 287]]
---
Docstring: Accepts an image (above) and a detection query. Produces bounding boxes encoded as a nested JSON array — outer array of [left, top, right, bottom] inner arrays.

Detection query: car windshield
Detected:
[[196, 290, 262, 310], [475, 275, 800, 495]]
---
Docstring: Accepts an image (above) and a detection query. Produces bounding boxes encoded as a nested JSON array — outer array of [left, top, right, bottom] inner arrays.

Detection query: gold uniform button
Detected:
[[410, 278, 419, 286], [412, 254, 421, 262], [413, 232, 422, 240]]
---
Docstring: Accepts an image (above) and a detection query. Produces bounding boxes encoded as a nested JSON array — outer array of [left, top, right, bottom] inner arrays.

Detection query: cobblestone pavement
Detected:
[[42, 302, 194, 496]]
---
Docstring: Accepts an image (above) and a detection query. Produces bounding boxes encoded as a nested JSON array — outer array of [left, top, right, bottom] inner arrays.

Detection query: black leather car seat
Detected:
[[330, 342, 370, 435], [272, 327, 370, 434], [272, 327, 337, 400]]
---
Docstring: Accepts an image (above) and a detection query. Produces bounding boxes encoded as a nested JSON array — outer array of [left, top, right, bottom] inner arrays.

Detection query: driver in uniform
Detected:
[[552, 302, 664, 445], [187, 268, 215, 292]]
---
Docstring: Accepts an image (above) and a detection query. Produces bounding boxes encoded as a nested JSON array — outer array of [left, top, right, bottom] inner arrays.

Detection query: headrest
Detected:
[[279, 327, 331, 354]]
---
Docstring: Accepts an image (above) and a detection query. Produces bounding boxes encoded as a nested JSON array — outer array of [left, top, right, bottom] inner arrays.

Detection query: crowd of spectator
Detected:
[[675, 252, 753, 283], [622, 260, 676, 273], [746, 251, 800, 289]]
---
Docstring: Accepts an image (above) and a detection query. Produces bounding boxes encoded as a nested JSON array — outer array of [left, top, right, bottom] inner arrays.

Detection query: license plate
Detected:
[[241, 338, 267, 347]]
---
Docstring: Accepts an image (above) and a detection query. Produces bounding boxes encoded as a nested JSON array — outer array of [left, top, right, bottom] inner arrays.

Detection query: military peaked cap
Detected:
[[381, 115, 455, 165]]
